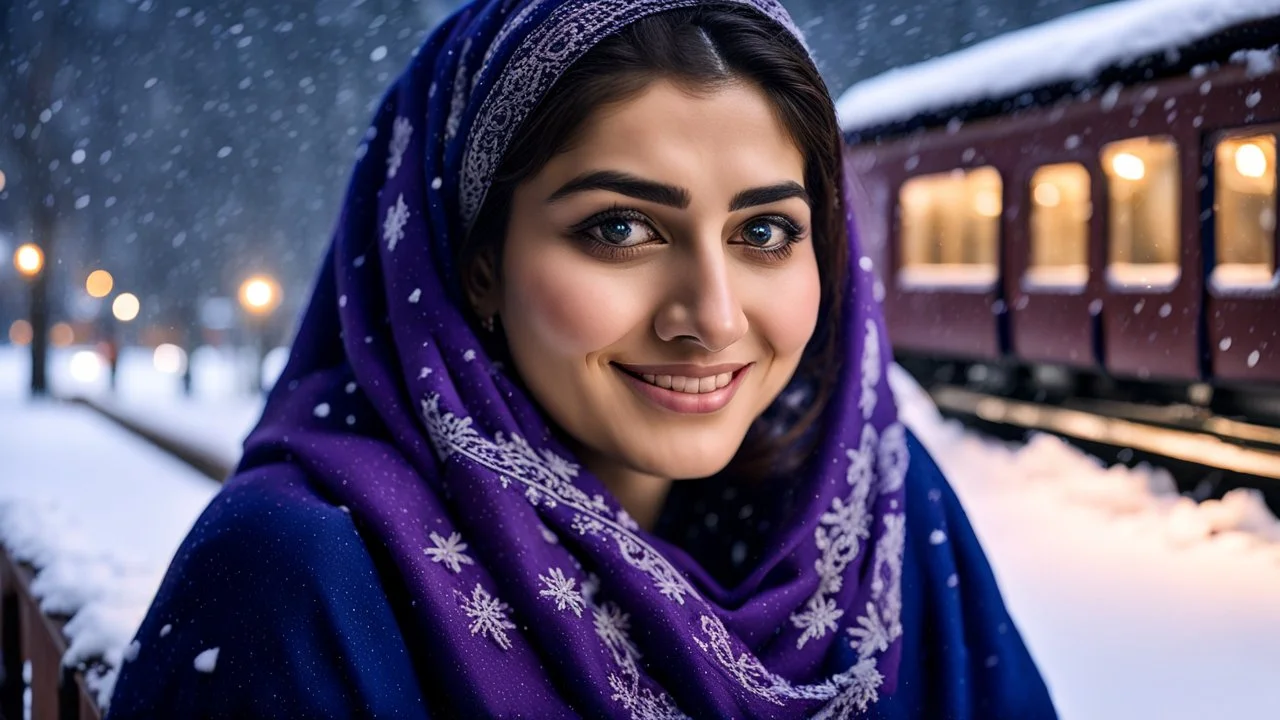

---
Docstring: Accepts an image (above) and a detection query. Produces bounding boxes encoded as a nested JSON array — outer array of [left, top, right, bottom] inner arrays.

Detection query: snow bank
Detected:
[[891, 365, 1280, 719], [837, 0, 1280, 132]]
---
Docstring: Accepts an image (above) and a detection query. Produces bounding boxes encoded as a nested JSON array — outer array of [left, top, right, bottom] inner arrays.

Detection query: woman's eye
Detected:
[[585, 217, 656, 247], [741, 219, 791, 250]]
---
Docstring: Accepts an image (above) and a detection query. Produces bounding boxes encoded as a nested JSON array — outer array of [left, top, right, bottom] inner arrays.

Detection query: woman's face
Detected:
[[496, 78, 821, 490]]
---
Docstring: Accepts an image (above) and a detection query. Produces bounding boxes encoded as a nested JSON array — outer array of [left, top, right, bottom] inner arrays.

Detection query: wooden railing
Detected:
[[0, 546, 102, 720]]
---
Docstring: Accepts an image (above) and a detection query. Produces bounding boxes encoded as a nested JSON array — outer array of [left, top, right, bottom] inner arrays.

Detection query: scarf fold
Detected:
[[240, 1, 909, 716]]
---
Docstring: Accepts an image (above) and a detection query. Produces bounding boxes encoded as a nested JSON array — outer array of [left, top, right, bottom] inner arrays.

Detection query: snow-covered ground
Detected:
[[836, 0, 1280, 132], [1, 344, 1279, 717]]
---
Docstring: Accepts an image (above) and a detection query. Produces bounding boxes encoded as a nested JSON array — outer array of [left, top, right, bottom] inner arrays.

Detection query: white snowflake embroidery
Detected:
[[538, 567, 585, 617], [459, 584, 516, 650], [386, 116, 412, 179], [383, 193, 409, 251], [789, 430, 877, 648], [878, 422, 909, 494], [572, 514, 604, 536], [593, 601, 640, 674], [421, 393, 703, 608], [423, 531, 474, 573], [790, 596, 845, 650], [859, 320, 881, 420], [847, 601, 892, 658]]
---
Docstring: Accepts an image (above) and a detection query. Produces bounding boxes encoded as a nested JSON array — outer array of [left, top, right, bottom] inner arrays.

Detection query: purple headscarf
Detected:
[[239, 0, 909, 716]]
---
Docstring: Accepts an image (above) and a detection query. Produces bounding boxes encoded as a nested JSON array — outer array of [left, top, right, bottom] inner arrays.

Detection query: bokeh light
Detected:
[[8, 320, 32, 345], [86, 269, 115, 298], [153, 343, 189, 375], [112, 293, 140, 322], [69, 350, 103, 383]]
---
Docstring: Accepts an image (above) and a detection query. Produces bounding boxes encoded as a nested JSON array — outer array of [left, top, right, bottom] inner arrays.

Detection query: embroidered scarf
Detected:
[[239, 0, 908, 716]]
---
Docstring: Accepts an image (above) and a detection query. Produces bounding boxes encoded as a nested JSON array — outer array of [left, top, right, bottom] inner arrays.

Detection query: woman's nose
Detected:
[[652, 240, 749, 353]]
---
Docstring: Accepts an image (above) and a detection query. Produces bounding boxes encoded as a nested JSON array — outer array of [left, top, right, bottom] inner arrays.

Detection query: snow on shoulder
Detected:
[[193, 647, 220, 673], [837, 0, 1280, 133]]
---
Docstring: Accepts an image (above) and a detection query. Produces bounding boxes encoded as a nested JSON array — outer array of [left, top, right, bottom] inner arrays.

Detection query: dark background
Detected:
[[0, 0, 1116, 345]]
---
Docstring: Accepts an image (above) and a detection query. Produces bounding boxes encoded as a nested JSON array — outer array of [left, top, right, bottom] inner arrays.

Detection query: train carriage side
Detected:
[[846, 56, 1280, 394]]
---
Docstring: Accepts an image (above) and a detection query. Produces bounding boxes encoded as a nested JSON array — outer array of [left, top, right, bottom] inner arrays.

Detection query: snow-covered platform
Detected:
[[1, 345, 1279, 717]]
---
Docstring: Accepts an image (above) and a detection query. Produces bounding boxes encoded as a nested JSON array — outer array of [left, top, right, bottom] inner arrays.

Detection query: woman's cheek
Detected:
[[506, 253, 644, 357], [754, 262, 823, 359]]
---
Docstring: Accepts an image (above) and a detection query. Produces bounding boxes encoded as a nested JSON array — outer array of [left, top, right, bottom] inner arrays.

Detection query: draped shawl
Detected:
[[238, 0, 910, 716]]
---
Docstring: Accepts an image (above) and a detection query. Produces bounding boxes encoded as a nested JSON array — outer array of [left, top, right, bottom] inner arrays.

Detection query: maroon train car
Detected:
[[842, 11, 1280, 420]]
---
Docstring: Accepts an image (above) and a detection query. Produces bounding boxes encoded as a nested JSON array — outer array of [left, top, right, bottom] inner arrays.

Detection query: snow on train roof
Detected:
[[836, 0, 1280, 133]]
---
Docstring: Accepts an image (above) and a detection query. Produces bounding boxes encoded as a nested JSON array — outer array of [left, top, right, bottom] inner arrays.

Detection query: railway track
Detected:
[[930, 384, 1280, 515]]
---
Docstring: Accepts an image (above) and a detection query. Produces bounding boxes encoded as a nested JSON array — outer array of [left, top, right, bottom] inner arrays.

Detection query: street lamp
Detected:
[[238, 274, 283, 393], [238, 275, 282, 316], [13, 243, 48, 396], [13, 243, 43, 277]]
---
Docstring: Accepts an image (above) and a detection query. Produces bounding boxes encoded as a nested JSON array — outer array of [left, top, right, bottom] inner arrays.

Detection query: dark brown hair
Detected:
[[462, 4, 848, 480]]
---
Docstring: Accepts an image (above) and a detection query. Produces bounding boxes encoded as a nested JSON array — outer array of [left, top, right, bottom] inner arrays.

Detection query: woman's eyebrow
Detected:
[[547, 170, 689, 208], [729, 181, 809, 210]]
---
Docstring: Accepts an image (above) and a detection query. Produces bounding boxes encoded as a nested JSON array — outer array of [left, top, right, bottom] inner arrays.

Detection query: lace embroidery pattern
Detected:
[[423, 395, 699, 605], [458, 0, 806, 228]]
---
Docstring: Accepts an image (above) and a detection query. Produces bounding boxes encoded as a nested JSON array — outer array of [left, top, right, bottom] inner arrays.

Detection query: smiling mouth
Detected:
[[619, 369, 734, 394], [611, 363, 753, 414]]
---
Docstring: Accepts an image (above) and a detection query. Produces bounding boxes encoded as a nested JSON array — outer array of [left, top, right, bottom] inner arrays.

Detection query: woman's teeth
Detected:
[[640, 372, 733, 394]]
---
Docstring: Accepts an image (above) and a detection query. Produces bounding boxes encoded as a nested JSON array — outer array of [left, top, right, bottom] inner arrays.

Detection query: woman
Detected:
[[108, 1, 1056, 717]]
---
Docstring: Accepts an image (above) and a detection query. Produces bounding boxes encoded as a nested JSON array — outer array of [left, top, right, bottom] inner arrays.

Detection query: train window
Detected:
[[1027, 163, 1091, 290], [1213, 134, 1277, 291], [897, 166, 1001, 290], [1102, 137, 1181, 289]]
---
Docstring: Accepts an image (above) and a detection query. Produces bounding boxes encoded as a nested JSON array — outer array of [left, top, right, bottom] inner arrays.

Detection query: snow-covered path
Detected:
[[1, 345, 1279, 716]]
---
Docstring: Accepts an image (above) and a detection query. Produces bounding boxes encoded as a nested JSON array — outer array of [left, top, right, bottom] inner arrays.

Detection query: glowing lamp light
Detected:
[[1235, 143, 1269, 179], [112, 292, 140, 322], [69, 350, 103, 383], [86, 269, 114, 298], [153, 343, 188, 375], [239, 275, 282, 315], [1111, 152, 1146, 181], [1033, 182, 1062, 208], [973, 189, 1002, 218], [14, 243, 43, 277], [8, 319, 32, 345], [50, 322, 75, 347]]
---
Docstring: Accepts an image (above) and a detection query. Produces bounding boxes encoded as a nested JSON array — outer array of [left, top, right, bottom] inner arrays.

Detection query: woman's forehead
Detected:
[[532, 79, 806, 203]]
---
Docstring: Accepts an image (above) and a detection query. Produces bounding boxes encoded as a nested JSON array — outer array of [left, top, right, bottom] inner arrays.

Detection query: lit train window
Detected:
[[897, 166, 1001, 290], [1213, 134, 1277, 291], [1102, 137, 1181, 289], [1027, 163, 1091, 290]]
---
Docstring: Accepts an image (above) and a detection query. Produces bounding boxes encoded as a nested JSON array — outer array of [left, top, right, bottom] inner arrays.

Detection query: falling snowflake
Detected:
[[463, 349, 476, 362], [313, 403, 331, 418], [386, 117, 412, 179], [408, 288, 421, 304], [383, 194, 409, 251], [790, 596, 844, 650], [538, 567, 585, 617], [423, 531, 474, 573], [538, 525, 559, 544], [419, 367, 433, 379], [460, 584, 517, 650]]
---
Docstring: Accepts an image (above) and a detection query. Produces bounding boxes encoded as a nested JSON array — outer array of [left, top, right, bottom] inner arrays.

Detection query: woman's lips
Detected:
[[613, 363, 753, 414]]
